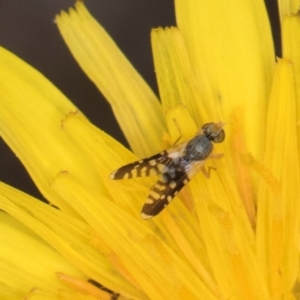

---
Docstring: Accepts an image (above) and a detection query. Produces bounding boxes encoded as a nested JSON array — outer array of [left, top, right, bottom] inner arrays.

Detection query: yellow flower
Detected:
[[0, 1, 299, 299]]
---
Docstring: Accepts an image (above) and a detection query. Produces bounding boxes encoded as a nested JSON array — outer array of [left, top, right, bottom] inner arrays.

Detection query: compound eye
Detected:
[[213, 129, 225, 143], [202, 122, 225, 143]]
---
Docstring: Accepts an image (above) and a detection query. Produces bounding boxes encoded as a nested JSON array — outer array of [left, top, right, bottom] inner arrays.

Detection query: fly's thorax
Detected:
[[162, 157, 187, 177], [184, 135, 213, 161]]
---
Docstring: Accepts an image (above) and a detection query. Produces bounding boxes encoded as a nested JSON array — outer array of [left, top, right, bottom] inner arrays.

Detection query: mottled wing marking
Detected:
[[110, 151, 171, 179], [109, 147, 185, 179], [140, 159, 206, 219], [141, 172, 188, 219]]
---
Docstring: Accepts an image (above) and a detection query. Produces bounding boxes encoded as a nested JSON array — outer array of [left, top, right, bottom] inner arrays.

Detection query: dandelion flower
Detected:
[[0, 1, 299, 299]]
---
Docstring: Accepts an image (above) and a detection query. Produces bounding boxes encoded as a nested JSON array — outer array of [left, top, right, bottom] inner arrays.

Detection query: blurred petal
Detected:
[[282, 14, 300, 146], [0, 182, 143, 299], [256, 59, 300, 297], [175, 0, 275, 158], [0, 211, 83, 299], [50, 171, 217, 299]]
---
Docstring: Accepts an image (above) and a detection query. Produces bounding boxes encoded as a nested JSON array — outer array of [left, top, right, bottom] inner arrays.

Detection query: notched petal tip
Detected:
[[60, 109, 84, 130], [56, 1, 166, 158], [49, 170, 70, 187]]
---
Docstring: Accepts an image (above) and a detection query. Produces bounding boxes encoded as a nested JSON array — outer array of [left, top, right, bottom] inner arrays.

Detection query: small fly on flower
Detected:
[[110, 122, 225, 219]]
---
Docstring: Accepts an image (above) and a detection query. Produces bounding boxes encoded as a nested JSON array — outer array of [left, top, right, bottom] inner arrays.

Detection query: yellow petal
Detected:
[[256, 59, 300, 297], [151, 27, 209, 124], [56, 1, 167, 157], [50, 171, 218, 299], [163, 104, 198, 143], [282, 14, 300, 146], [278, 0, 299, 21], [0, 181, 143, 299], [61, 111, 144, 217], [0, 211, 83, 299], [0, 47, 103, 214], [188, 158, 270, 299], [175, 0, 275, 158]]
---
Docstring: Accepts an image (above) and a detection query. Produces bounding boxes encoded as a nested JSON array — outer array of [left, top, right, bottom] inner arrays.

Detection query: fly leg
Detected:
[[162, 118, 183, 147], [201, 166, 217, 178], [171, 118, 183, 146], [202, 153, 224, 178]]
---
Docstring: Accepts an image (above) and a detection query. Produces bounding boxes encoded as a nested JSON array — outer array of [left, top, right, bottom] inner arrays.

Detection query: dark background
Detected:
[[0, 0, 280, 200]]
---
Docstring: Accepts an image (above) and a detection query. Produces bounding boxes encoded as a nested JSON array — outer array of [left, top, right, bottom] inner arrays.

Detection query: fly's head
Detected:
[[202, 122, 225, 143]]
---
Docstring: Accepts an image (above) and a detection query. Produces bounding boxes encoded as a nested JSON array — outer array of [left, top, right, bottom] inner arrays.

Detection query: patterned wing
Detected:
[[110, 140, 189, 180], [141, 159, 206, 219], [110, 151, 175, 179]]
